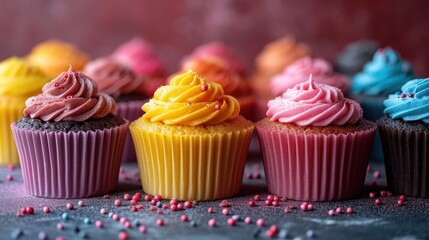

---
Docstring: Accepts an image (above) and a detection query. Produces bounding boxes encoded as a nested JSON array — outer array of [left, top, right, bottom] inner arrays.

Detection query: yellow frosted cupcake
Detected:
[[130, 70, 254, 200], [0, 57, 49, 165], [27, 40, 89, 77]]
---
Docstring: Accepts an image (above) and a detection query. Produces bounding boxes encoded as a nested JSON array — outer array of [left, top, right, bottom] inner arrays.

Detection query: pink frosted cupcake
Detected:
[[112, 37, 166, 94], [256, 76, 376, 201], [84, 57, 150, 162], [11, 67, 128, 198], [269, 57, 350, 96]]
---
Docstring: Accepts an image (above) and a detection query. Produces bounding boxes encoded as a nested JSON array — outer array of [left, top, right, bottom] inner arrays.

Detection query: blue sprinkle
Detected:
[[156, 201, 162, 208], [232, 215, 241, 221], [83, 217, 91, 224], [62, 212, 69, 221]]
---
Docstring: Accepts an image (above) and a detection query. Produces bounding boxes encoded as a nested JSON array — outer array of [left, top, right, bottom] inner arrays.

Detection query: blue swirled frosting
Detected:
[[384, 78, 429, 123], [351, 47, 415, 95]]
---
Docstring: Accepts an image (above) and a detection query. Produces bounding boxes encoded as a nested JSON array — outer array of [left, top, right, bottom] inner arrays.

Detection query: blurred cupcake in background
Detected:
[[350, 47, 415, 163], [251, 36, 310, 120], [176, 56, 255, 120], [378, 78, 429, 198], [335, 40, 380, 77], [269, 57, 349, 97], [26, 39, 89, 77], [112, 37, 166, 94], [0, 57, 49, 166]]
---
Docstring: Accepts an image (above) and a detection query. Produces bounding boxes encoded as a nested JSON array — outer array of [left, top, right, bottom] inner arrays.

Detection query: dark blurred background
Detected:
[[1, 0, 428, 76]]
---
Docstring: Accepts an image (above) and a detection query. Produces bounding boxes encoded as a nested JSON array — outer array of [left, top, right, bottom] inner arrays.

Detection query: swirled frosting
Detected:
[[351, 47, 415, 95], [185, 42, 246, 75], [267, 76, 362, 126], [334, 40, 380, 76], [142, 70, 240, 126], [24, 67, 116, 122], [83, 57, 149, 97], [383, 78, 429, 123], [112, 37, 165, 78], [270, 57, 349, 96], [26, 40, 89, 77], [0, 57, 49, 97]]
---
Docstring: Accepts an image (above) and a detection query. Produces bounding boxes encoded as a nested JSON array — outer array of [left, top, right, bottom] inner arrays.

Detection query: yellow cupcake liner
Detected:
[[0, 96, 26, 166], [130, 118, 254, 201]]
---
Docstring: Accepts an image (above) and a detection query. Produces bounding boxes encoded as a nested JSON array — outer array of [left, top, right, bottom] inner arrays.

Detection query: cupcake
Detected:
[[269, 57, 349, 97], [184, 41, 246, 76], [112, 37, 166, 94], [84, 57, 150, 162], [378, 78, 429, 198], [0, 57, 49, 166], [130, 70, 254, 201], [251, 36, 310, 120], [334, 40, 380, 77], [11, 67, 128, 198], [178, 56, 255, 120], [256, 76, 377, 201], [27, 40, 89, 77], [350, 47, 415, 162]]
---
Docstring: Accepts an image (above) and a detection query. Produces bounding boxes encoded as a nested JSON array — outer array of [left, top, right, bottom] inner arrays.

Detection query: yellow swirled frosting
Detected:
[[142, 70, 240, 126], [0, 57, 49, 97]]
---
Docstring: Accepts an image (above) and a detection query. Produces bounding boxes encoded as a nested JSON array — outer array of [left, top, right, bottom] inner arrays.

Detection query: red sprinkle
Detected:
[[124, 194, 131, 200], [103, 194, 110, 199], [170, 204, 178, 211], [26, 207, 34, 214], [184, 201, 192, 208], [118, 231, 129, 240], [170, 198, 178, 205], [43, 207, 50, 213], [346, 207, 353, 214], [270, 225, 279, 233], [408, 93, 414, 98], [253, 172, 261, 179], [380, 190, 387, 197], [272, 201, 279, 207], [8, 165, 15, 171], [266, 229, 277, 238], [151, 199, 157, 206], [336, 207, 343, 214], [95, 220, 103, 228], [265, 200, 272, 206], [136, 204, 144, 210], [273, 196, 280, 202], [246, 172, 253, 179], [144, 195, 152, 201], [150, 206, 157, 211], [177, 203, 184, 211], [245, 217, 252, 224], [267, 195, 274, 201], [154, 194, 162, 202], [219, 200, 230, 208], [208, 219, 216, 227], [124, 221, 132, 228], [120, 217, 128, 224], [162, 204, 169, 209], [200, 85, 208, 92], [307, 204, 314, 211], [227, 218, 236, 226], [256, 218, 265, 227], [399, 195, 406, 201], [254, 195, 261, 201], [248, 200, 256, 207], [369, 192, 376, 199], [375, 198, 382, 205], [181, 215, 189, 222], [16, 211, 23, 217], [401, 93, 407, 98], [131, 206, 138, 212], [114, 199, 122, 207], [397, 199, 404, 206], [130, 199, 137, 205], [222, 208, 230, 216], [208, 207, 214, 214]]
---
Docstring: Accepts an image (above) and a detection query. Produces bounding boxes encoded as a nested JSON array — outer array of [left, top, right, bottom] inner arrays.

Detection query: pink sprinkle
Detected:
[[181, 215, 189, 222], [246, 173, 253, 179], [307, 204, 314, 211], [280, 197, 288, 202], [208, 207, 214, 214], [375, 198, 382, 205], [115, 199, 122, 207], [124, 221, 132, 228], [112, 214, 120, 221], [78, 201, 84, 207], [328, 210, 335, 216], [156, 218, 164, 227], [139, 225, 147, 233], [7, 174, 13, 181], [150, 206, 157, 211], [336, 207, 343, 214], [200, 85, 208, 91], [270, 225, 279, 233], [66, 203, 74, 210], [100, 208, 107, 215], [43, 207, 50, 213], [214, 104, 221, 110], [136, 204, 144, 210], [227, 218, 236, 226], [219, 200, 230, 208], [248, 200, 256, 207], [380, 190, 386, 197], [272, 201, 279, 207], [170, 198, 178, 205], [254, 195, 261, 201], [151, 199, 157, 205], [26, 207, 34, 214], [399, 195, 407, 201], [177, 203, 184, 211], [130, 199, 137, 205], [369, 192, 376, 199], [273, 196, 280, 202], [253, 172, 261, 179], [387, 191, 393, 197], [119, 167, 125, 174], [222, 208, 230, 216], [266, 229, 276, 238], [162, 204, 169, 209], [256, 218, 265, 227], [132, 195, 140, 202], [120, 217, 128, 224], [134, 192, 142, 198], [397, 199, 404, 206], [300, 204, 307, 211], [103, 194, 110, 199], [267, 195, 274, 201], [56, 237, 64, 240], [184, 201, 192, 208], [56, 223, 64, 230], [157, 209, 163, 214], [154, 194, 162, 202], [16, 211, 23, 217], [131, 206, 138, 212], [95, 220, 103, 228], [144, 195, 152, 201], [170, 204, 178, 211], [208, 219, 216, 227], [118, 231, 129, 240], [284, 207, 291, 213], [124, 194, 131, 200], [245, 217, 252, 224], [8, 165, 15, 171], [265, 200, 272, 206], [346, 207, 353, 214]]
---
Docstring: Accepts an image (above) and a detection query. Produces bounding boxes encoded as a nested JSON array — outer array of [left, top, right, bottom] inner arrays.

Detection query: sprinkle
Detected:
[[56, 237, 64, 240], [208, 219, 216, 227], [56, 223, 64, 230], [181, 215, 189, 222], [256, 218, 265, 227], [114, 199, 122, 207], [154, 194, 162, 202], [192, 200, 198, 206], [401, 93, 407, 98], [245, 217, 252, 224], [144, 195, 152, 201], [184, 201, 192, 208], [408, 93, 414, 98], [103, 194, 110, 199], [273, 196, 280, 202], [120, 217, 128, 224], [227, 218, 236, 226], [95, 220, 103, 228], [387, 191, 393, 197], [265, 229, 276, 238], [328, 210, 335, 216], [136, 204, 144, 210], [399, 195, 407, 201], [157, 209, 163, 214], [232, 215, 241, 221], [254, 195, 261, 201], [8, 165, 15, 171], [253, 172, 261, 179], [124, 221, 132, 228], [219, 200, 230, 208], [373, 171, 380, 178], [215, 104, 221, 110], [177, 203, 184, 211], [222, 208, 230, 215], [78, 201, 84, 207], [16, 211, 23, 217], [272, 201, 279, 207], [336, 207, 343, 214], [156, 219, 164, 227], [124, 194, 131, 200], [306, 229, 315, 238], [375, 198, 382, 205], [248, 200, 256, 207], [265, 200, 272, 206], [346, 207, 353, 214], [131, 206, 138, 212], [66, 203, 74, 210], [162, 204, 169, 209], [397, 199, 404, 206], [38, 231, 47, 240], [112, 213, 120, 221], [280, 197, 288, 202], [170, 204, 178, 211], [130, 199, 137, 205], [189, 221, 197, 227], [156, 201, 162, 208], [7, 174, 13, 181], [187, 101, 192, 105], [83, 217, 91, 224], [54, 83, 59, 87], [61, 213, 69, 221], [270, 225, 279, 234], [170, 198, 178, 205], [139, 225, 147, 233], [118, 231, 129, 240], [380, 190, 387, 197], [208, 207, 214, 214], [369, 192, 376, 199], [307, 204, 314, 211], [100, 208, 107, 215], [151, 199, 157, 205], [134, 192, 142, 198], [26, 207, 34, 214], [246, 173, 253, 179], [43, 207, 50, 214], [200, 85, 208, 91], [267, 195, 274, 201], [150, 206, 157, 211]]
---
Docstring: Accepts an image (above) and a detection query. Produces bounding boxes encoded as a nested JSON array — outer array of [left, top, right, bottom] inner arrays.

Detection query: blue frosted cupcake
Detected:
[[350, 47, 415, 162], [377, 78, 429, 198], [335, 40, 380, 77]]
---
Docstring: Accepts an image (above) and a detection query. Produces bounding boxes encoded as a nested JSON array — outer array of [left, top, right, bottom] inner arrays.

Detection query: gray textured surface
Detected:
[[0, 143, 428, 240]]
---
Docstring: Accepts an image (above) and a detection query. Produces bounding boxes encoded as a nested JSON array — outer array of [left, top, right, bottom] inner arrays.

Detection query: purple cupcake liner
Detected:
[[11, 122, 128, 199], [115, 100, 146, 162]]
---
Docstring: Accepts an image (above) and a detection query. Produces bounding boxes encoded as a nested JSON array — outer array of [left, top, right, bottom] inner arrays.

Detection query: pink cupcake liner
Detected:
[[115, 100, 146, 162], [11, 122, 128, 199], [256, 125, 376, 201]]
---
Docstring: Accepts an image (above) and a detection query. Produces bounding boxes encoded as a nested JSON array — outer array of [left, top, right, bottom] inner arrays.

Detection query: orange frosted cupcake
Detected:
[[176, 57, 255, 120], [0, 57, 49, 165], [130, 70, 254, 200], [27, 40, 89, 77]]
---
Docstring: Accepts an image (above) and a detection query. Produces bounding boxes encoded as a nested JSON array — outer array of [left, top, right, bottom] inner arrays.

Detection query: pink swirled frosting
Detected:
[[267, 76, 362, 126], [270, 57, 349, 96], [84, 57, 148, 97], [24, 67, 116, 122]]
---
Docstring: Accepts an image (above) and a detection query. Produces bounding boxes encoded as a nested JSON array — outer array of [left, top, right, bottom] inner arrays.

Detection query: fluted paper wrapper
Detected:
[[11, 122, 128, 198], [379, 124, 429, 198], [0, 97, 26, 166], [130, 125, 254, 201], [257, 125, 376, 201], [115, 100, 146, 162]]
